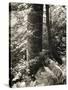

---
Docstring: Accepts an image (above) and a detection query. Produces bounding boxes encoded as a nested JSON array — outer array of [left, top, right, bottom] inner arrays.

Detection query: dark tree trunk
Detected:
[[27, 4, 43, 60], [46, 5, 62, 65], [46, 5, 51, 45]]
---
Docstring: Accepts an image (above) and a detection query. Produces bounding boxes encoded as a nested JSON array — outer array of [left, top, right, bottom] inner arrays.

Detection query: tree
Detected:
[[46, 5, 62, 65], [27, 4, 43, 60]]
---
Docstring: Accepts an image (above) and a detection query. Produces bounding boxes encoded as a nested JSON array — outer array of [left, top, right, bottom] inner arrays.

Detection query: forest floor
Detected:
[[11, 54, 66, 88]]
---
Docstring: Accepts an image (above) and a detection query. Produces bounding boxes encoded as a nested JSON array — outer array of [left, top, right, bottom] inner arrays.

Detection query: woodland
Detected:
[[9, 3, 66, 87]]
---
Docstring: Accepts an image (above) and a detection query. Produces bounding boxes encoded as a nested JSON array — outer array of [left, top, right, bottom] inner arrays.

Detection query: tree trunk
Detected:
[[46, 5, 51, 45], [27, 4, 43, 60], [46, 5, 62, 65]]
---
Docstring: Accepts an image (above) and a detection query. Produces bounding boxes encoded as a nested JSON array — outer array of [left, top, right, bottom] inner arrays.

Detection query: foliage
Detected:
[[9, 3, 66, 87]]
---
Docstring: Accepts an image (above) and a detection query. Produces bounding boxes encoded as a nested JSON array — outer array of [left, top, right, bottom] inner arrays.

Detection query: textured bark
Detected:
[[27, 4, 43, 60], [46, 5, 51, 45], [46, 5, 62, 65]]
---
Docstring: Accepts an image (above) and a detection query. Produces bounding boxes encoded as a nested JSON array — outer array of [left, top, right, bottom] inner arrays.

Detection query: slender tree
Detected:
[[46, 5, 62, 65]]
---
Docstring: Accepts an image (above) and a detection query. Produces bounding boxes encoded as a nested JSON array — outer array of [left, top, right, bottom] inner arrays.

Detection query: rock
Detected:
[[12, 82, 26, 88], [35, 67, 57, 86], [18, 82, 26, 87]]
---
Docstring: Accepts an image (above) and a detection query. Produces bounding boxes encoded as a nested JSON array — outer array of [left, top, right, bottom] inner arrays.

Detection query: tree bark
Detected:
[[46, 5, 52, 53], [46, 5, 62, 65], [27, 4, 43, 60]]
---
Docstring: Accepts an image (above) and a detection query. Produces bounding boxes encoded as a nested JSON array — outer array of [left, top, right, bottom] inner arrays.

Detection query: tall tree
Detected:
[[27, 4, 43, 60], [46, 5, 62, 65]]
